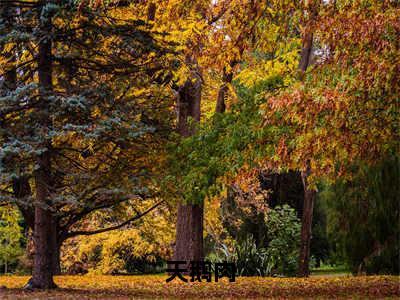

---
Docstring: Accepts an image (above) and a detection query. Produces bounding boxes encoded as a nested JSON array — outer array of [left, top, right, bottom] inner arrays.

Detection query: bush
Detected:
[[264, 205, 300, 276], [208, 205, 300, 276], [0, 207, 24, 274]]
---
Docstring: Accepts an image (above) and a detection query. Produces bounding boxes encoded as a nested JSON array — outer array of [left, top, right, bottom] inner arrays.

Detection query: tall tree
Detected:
[[170, 0, 262, 264], [0, 0, 174, 288], [31, 1, 58, 288], [263, 0, 399, 276], [173, 59, 204, 264], [163, 0, 295, 263], [297, 0, 319, 278]]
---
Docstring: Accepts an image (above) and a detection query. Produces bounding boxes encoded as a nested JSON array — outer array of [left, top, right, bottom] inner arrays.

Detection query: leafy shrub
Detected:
[[234, 235, 272, 276], [0, 207, 24, 274], [264, 205, 300, 276], [208, 205, 300, 276]]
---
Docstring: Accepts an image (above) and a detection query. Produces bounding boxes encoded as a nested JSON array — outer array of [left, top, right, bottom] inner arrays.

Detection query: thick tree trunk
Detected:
[[173, 64, 204, 265], [176, 71, 201, 137], [147, 2, 156, 21], [30, 2, 57, 289], [23, 170, 61, 279], [31, 152, 57, 288], [32, 185, 57, 289], [174, 204, 204, 266]]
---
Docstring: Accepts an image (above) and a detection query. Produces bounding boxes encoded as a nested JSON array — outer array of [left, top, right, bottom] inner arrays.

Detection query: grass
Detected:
[[0, 274, 399, 299], [311, 264, 350, 276]]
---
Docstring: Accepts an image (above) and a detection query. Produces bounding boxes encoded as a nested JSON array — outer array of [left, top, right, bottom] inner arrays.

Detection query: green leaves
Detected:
[[0, 207, 24, 272]]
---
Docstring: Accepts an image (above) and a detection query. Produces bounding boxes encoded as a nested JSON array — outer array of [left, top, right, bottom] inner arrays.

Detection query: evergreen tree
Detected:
[[0, 0, 173, 288], [322, 157, 400, 275]]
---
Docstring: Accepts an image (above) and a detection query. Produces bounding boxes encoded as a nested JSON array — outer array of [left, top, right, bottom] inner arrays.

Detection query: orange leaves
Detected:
[[259, 2, 399, 180], [0, 275, 399, 298]]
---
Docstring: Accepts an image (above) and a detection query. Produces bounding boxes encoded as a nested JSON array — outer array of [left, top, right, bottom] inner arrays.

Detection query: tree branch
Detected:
[[65, 199, 164, 238]]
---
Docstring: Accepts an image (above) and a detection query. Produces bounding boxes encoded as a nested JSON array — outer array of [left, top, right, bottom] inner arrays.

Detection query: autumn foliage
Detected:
[[0, 275, 399, 299], [0, 0, 399, 295]]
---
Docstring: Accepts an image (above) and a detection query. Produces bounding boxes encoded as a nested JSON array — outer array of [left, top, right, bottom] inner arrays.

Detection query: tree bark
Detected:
[[297, 165, 315, 277], [30, 2, 57, 289], [297, 25, 316, 277], [298, 31, 313, 80], [176, 70, 201, 137], [215, 68, 233, 114], [32, 153, 58, 288], [147, 2, 156, 22], [174, 203, 204, 266], [173, 63, 204, 266]]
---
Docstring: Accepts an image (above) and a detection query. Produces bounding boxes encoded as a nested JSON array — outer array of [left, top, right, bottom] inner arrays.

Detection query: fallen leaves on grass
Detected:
[[0, 275, 399, 299]]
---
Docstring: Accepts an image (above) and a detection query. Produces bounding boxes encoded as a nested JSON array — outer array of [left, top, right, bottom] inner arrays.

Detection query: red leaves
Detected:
[[259, 3, 399, 181]]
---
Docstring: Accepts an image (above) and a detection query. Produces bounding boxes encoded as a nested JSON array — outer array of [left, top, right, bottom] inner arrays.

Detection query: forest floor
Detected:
[[0, 275, 399, 299]]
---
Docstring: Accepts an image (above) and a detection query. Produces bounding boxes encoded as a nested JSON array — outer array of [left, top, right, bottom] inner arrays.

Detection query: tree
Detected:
[[159, 0, 304, 266], [173, 62, 204, 265], [262, 0, 399, 274], [164, 0, 275, 265], [296, 0, 320, 277], [321, 156, 400, 275], [0, 0, 174, 288]]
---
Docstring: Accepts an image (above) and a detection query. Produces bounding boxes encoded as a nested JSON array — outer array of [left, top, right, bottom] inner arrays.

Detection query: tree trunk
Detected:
[[297, 24, 316, 277], [174, 204, 204, 266], [297, 167, 315, 277], [173, 64, 204, 265], [298, 31, 313, 80], [30, 2, 57, 289], [215, 68, 233, 114], [31, 152, 57, 289]]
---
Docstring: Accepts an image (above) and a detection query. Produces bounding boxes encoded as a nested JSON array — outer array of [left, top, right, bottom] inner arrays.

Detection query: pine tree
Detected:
[[0, 0, 173, 288]]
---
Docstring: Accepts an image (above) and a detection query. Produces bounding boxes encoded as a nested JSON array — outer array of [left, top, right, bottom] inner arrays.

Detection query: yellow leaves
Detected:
[[1, 275, 399, 298], [91, 106, 101, 118], [61, 202, 175, 275], [131, 88, 149, 98], [0, 43, 15, 73], [204, 195, 225, 241], [236, 42, 300, 89]]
